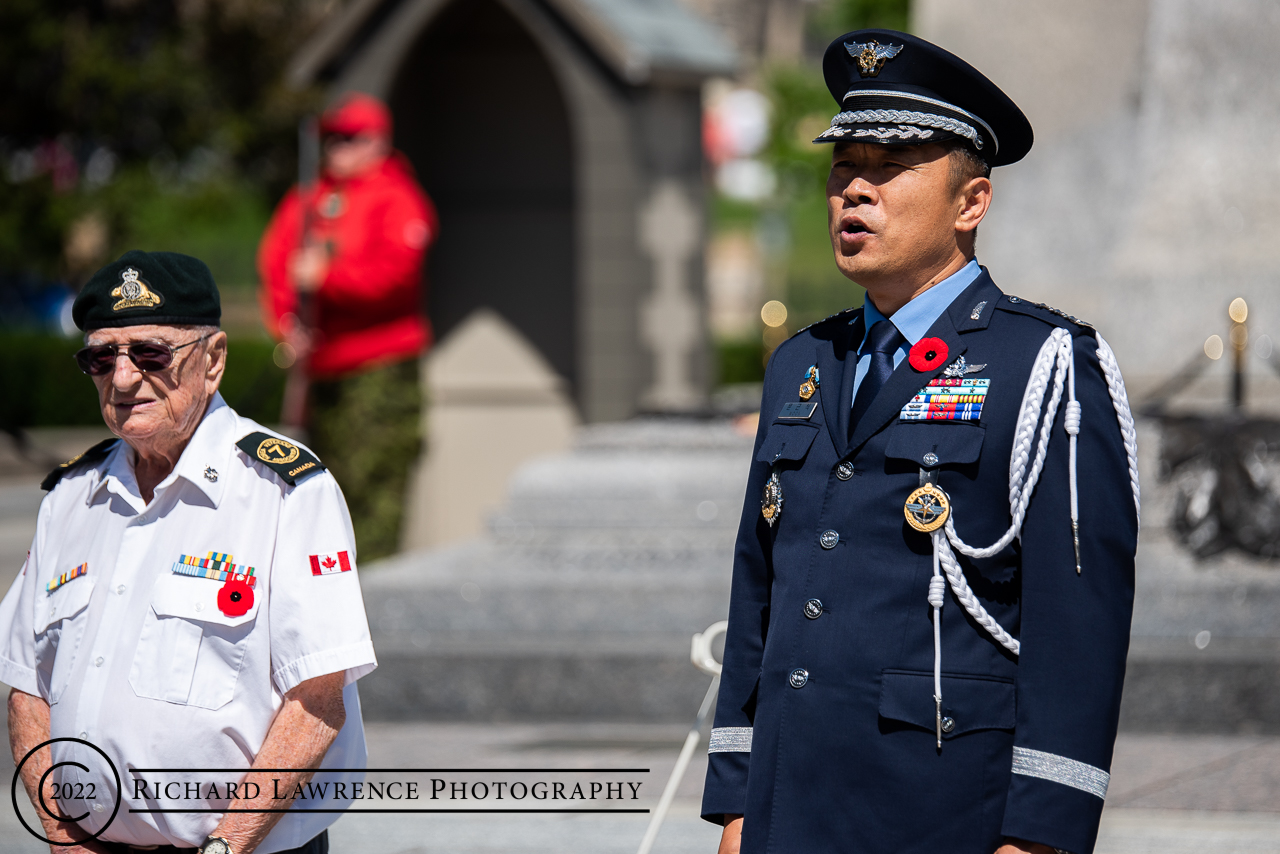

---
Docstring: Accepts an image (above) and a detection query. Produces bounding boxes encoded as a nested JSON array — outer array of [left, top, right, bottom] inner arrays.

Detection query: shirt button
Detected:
[[836, 462, 854, 481], [116, 584, 126, 594], [195, 602, 204, 612], [803, 599, 823, 619], [94, 657, 104, 667], [923, 452, 939, 467], [78, 732, 87, 740], [93, 803, 104, 813], [820, 530, 839, 549], [941, 716, 956, 734], [789, 668, 809, 688]]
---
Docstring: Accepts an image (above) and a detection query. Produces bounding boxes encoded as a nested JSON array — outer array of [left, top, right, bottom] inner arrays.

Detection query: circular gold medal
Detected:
[[904, 483, 950, 533]]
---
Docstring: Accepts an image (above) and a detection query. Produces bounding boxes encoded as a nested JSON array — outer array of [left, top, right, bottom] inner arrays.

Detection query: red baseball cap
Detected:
[[320, 93, 392, 137]]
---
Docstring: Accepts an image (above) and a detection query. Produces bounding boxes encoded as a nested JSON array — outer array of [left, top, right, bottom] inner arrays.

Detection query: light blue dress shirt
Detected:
[[851, 259, 982, 405]]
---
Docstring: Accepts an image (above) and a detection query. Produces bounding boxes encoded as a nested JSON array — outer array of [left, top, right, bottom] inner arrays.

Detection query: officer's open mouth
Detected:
[[839, 217, 873, 243]]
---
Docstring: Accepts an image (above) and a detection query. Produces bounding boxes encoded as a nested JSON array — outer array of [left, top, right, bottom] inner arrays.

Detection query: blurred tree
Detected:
[[763, 0, 912, 330], [0, 0, 327, 284]]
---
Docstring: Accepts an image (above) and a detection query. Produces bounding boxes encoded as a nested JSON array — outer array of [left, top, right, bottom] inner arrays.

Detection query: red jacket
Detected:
[[257, 153, 438, 378]]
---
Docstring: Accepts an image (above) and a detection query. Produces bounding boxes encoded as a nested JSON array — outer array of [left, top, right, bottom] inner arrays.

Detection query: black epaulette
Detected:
[[235, 431, 326, 486], [42, 438, 119, 491], [795, 306, 860, 337], [998, 295, 1095, 331]]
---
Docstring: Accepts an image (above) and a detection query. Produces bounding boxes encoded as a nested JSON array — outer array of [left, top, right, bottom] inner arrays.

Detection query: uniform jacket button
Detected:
[[836, 462, 854, 481], [790, 668, 809, 688], [819, 530, 839, 549], [803, 598, 823, 619], [941, 716, 956, 734], [922, 452, 939, 466]]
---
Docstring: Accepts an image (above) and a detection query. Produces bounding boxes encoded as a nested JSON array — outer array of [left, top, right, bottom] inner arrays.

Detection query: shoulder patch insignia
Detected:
[[42, 438, 119, 492], [236, 432, 326, 486], [1000, 295, 1094, 330]]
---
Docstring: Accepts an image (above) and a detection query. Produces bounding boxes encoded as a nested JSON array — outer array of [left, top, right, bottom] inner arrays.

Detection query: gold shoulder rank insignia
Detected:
[[41, 438, 119, 491], [236, 431, 326, 486]]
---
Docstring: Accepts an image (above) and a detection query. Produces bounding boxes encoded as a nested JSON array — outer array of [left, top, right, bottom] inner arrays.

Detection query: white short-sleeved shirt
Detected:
[[0, 394, 377, 851]]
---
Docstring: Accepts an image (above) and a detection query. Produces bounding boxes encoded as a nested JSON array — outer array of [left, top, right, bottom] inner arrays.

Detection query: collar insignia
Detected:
[[845, 40, 903, 78], [111, 267, 164, 312]]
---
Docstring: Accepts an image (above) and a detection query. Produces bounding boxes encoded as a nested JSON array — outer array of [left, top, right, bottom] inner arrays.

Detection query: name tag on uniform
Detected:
[[778, 402, 818, 420], [900, 378, 989, 422]]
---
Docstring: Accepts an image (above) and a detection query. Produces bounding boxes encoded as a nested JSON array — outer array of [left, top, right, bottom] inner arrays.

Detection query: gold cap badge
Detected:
[[110, 267, 165, 312], [845, 40, 904, 78], [109, 268, 163, 312]]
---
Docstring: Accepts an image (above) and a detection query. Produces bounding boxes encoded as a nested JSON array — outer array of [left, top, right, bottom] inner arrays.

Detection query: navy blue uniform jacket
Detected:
[[702, 271, 1138, 854]]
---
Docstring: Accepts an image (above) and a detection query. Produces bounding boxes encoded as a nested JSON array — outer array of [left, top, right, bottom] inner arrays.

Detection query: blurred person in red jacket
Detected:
[[258, 92, 438, 559]]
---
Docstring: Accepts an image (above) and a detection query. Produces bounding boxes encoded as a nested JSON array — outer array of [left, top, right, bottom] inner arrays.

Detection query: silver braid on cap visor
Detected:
[[821, 109, 984, 149]]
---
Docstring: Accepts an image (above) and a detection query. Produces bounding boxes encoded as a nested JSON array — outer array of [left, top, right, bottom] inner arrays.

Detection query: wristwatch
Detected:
[[200, 837, 234, 854]]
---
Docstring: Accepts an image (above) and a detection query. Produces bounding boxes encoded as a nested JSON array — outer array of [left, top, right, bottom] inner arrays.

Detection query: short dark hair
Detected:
[[944, 141, 991, 194]]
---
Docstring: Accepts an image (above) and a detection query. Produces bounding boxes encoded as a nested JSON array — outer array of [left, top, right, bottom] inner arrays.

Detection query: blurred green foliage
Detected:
[[0, 0, 323, 286], [717, 338, 768, 385], [709, 0, 911, 370], [809, 0, 912, 41], [0, 334, 286, 430]]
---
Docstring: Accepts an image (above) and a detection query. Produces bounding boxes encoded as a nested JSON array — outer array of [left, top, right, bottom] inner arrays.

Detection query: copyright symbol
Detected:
[[10, 737, 121, 845]]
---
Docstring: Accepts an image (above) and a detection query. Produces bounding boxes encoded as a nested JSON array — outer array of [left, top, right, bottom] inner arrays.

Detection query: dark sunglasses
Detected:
[[74, 335, 211, 376]]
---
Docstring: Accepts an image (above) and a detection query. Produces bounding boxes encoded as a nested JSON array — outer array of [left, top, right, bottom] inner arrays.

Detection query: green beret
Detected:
[[74, 250, 221, 331]]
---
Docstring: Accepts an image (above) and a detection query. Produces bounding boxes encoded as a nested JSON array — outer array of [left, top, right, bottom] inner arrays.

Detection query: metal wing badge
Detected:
[[845, 40, 904, 77]]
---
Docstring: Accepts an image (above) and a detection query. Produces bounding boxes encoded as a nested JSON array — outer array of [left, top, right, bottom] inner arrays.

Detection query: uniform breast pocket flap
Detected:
[[757, 422, 820, 465], [148, 572, 260, 627], [885, 422, 985, 468], [37, 577, 95, 634], [129, 573, 259, 710], [879, 669, 1015, 739]]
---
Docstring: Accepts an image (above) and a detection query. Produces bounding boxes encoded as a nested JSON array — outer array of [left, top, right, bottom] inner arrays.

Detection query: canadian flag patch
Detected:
[[309, 551, 353, 576]]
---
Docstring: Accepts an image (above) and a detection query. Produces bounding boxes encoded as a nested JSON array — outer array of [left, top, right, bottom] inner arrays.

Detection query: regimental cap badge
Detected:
[[110, 267, 165, 312], [845, 40, 903, 77]]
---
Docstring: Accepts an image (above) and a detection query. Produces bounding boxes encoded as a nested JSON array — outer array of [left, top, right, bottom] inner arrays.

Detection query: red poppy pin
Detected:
[[218, 576, 254, 617], [908, 337, 949, 372]]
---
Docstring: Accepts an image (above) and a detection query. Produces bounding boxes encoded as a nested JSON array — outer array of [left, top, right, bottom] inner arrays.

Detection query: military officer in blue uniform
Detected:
[[702, 30, 1140, 854]]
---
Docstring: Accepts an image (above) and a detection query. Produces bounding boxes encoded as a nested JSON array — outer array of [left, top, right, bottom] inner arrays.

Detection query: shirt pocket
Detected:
[[878, 668, 1015, 739], [128, 573, 260, 711], [36, 578, 96, 705], [885, 422, 985, 470], [757, 421, 821, 465]]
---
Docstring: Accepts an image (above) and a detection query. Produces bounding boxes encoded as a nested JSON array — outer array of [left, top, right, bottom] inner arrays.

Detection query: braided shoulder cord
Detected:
[[1095, 333, 1142, 526]]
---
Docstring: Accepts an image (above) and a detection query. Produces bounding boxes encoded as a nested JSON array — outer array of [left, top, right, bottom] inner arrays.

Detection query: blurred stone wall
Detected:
[[915, 0, 1280, 406]]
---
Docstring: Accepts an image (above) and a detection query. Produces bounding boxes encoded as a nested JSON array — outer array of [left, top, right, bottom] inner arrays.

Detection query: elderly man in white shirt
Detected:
[[1, 250, 377, 854]]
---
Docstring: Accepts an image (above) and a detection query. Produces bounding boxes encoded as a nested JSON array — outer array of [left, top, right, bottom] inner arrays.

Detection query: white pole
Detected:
[[636, 621, 728, 854]]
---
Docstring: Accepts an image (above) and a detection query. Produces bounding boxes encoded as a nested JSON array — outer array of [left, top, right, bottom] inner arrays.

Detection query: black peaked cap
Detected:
[[74, 250, 221, 331], [816, 29, 1033, 167]]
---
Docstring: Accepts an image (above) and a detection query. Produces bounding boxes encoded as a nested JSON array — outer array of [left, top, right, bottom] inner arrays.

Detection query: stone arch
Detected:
[[389, 0, 577, 395]]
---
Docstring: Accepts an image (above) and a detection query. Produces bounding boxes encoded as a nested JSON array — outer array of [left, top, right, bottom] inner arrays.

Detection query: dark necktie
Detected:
[[850, 319, 905, 436]]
